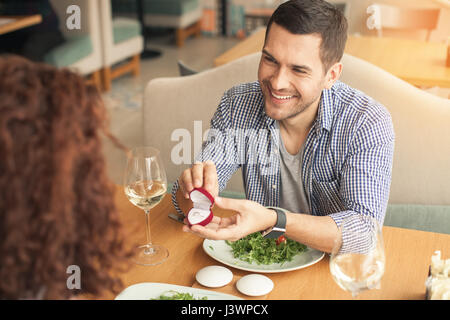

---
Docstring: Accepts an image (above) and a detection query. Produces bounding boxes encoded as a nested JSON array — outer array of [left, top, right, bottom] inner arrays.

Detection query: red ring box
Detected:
[[187, 188, 214, 226]]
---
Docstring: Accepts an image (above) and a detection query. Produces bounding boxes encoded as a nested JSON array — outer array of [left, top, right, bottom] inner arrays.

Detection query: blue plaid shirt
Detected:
[[172, 81, 395, 253]]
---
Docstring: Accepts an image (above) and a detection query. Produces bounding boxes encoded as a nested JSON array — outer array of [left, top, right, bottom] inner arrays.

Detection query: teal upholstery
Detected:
[[384, 204, 450, 235], [112, 0, 199, 16], [113, 18, 141, 44], [44, 35, 93, 68]]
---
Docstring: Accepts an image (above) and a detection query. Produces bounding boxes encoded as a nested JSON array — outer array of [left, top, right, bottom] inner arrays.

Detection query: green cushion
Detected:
[[113, 18, 141, 44], [384, 204, 450, 234], [111, 0, 198, 16], [44, 35, 92, 68]]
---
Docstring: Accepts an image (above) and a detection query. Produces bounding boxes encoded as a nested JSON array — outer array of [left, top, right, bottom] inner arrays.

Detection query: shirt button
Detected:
[[272, 185, 277, 189]]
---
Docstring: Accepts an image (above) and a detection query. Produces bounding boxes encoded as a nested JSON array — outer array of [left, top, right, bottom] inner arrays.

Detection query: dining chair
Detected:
[[366, 3, 441, 41], [45, 0, 103, 90], [111, 0, 203, 47], [98, 0, 144, 91]]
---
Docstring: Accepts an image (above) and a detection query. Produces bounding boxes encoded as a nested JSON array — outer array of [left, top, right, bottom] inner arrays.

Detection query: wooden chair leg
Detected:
[[131, 54, 140, 77], [101, 67, 112, 92], [195, 20, 202, 37], [176, 28, 185, 47], [92, 70, 102, 91], [84, 70, 102, 91], [176, 20, 202, 47]]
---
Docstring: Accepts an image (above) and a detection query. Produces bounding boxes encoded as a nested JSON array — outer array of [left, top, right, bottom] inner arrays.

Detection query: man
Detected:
[[172, 0, 394, 254]]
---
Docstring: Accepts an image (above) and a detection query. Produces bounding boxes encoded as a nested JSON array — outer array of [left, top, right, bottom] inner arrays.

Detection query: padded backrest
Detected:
[[340, 53, 450, 206], [50, 0, 96, 37], [98, 0, 143, 67], [49, 0, 102, 74], [367, 3, 441, 40], [377, 4, 440, 30], [144, 53, 260, 192]]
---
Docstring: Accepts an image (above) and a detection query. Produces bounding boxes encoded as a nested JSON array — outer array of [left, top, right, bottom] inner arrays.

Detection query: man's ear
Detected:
[[324, 62, 343, 89]]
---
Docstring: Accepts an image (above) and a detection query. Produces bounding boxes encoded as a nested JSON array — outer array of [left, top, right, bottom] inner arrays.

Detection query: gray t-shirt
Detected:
[[277, 121, 311, 214]]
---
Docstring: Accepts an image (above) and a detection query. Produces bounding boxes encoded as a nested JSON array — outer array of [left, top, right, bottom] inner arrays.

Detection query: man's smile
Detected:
[[268, 86, 298, 105]]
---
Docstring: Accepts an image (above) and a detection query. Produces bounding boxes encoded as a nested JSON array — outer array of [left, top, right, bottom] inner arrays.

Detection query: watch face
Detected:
[[261, 228, 272, 238], [262, 228, 285, 239]]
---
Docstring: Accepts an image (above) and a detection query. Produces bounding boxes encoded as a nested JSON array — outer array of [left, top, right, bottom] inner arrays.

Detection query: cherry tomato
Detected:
[[276, 235, 287, 245]]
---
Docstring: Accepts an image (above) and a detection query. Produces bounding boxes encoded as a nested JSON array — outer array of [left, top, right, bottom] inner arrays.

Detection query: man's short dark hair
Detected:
[[266, 0, 348, 72]]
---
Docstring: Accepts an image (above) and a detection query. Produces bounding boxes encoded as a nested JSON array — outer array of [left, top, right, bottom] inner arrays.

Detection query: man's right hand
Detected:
[[178, 160, 219, 199]]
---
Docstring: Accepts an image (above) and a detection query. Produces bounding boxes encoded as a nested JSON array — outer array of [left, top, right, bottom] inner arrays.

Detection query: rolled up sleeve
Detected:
[[329, 105, 395, 253]]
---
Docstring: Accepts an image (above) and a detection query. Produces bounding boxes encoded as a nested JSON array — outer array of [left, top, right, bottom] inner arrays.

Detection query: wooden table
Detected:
[[96, 185, 450, 300], [0, 15, 42, 35], [213, 28, 450, 88]]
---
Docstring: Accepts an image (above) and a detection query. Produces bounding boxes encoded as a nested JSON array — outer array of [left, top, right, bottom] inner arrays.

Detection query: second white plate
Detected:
[[115, 282, 242, 300]]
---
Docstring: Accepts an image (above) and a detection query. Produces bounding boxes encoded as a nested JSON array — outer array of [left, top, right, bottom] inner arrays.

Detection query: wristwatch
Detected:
[[261, 207, 287, 239]]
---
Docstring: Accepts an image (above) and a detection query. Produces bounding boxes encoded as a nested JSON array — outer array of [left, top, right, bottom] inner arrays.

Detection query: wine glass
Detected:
[[123, 146, 169, 266], [329, 214, 385, 298]]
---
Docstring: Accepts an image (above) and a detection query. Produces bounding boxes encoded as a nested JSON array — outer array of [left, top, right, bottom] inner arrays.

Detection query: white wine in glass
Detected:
[[329, 215, 385, 298], [124, 147, 169, 266]]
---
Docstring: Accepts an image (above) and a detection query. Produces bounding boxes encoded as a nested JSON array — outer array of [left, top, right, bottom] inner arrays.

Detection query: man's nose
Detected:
[[270, 67, 290, 91]]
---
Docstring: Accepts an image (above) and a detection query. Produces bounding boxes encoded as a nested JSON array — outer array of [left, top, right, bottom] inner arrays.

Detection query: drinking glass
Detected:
[[123, 146, 169, 266], [329, 214, 385, 298]]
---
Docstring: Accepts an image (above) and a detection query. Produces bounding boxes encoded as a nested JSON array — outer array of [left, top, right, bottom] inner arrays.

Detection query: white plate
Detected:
[[203, 239, 325, 273], [115, 282, 242, 300]]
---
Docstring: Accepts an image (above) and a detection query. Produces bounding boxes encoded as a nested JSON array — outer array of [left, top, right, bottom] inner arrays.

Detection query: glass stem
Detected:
[[144, 209, 153, 254]]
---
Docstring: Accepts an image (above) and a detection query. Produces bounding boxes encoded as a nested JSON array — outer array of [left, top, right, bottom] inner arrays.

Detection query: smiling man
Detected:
[[172, 0, 395, 254]]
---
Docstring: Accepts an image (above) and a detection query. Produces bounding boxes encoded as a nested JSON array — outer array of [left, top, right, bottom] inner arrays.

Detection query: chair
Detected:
[[366, 3, 441, 41], [177, 60, 197, 76], [45, 0, 103, 90], [143, 52, 450, 233], [98, 0, 144, 91], [112, 0, 202, 47]]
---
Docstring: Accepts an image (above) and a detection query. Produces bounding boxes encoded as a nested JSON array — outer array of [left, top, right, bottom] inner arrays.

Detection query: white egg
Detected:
[[195, 265, 233, 288], [236, 274, 274, 296]]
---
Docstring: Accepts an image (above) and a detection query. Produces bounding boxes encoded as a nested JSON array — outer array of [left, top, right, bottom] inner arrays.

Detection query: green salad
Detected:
[[151, 290, 208, 300], [226, 232, 306, 265]]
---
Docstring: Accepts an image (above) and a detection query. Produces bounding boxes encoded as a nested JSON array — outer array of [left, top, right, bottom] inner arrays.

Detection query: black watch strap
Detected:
[[262, 208, 287, 239]]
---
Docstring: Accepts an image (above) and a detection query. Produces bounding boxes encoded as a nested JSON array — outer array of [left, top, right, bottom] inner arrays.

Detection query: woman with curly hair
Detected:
[[0, 55, 133, 299]]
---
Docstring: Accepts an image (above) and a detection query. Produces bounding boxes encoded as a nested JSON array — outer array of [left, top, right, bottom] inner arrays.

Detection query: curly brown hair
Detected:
[[0, 55, 133, 299]]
